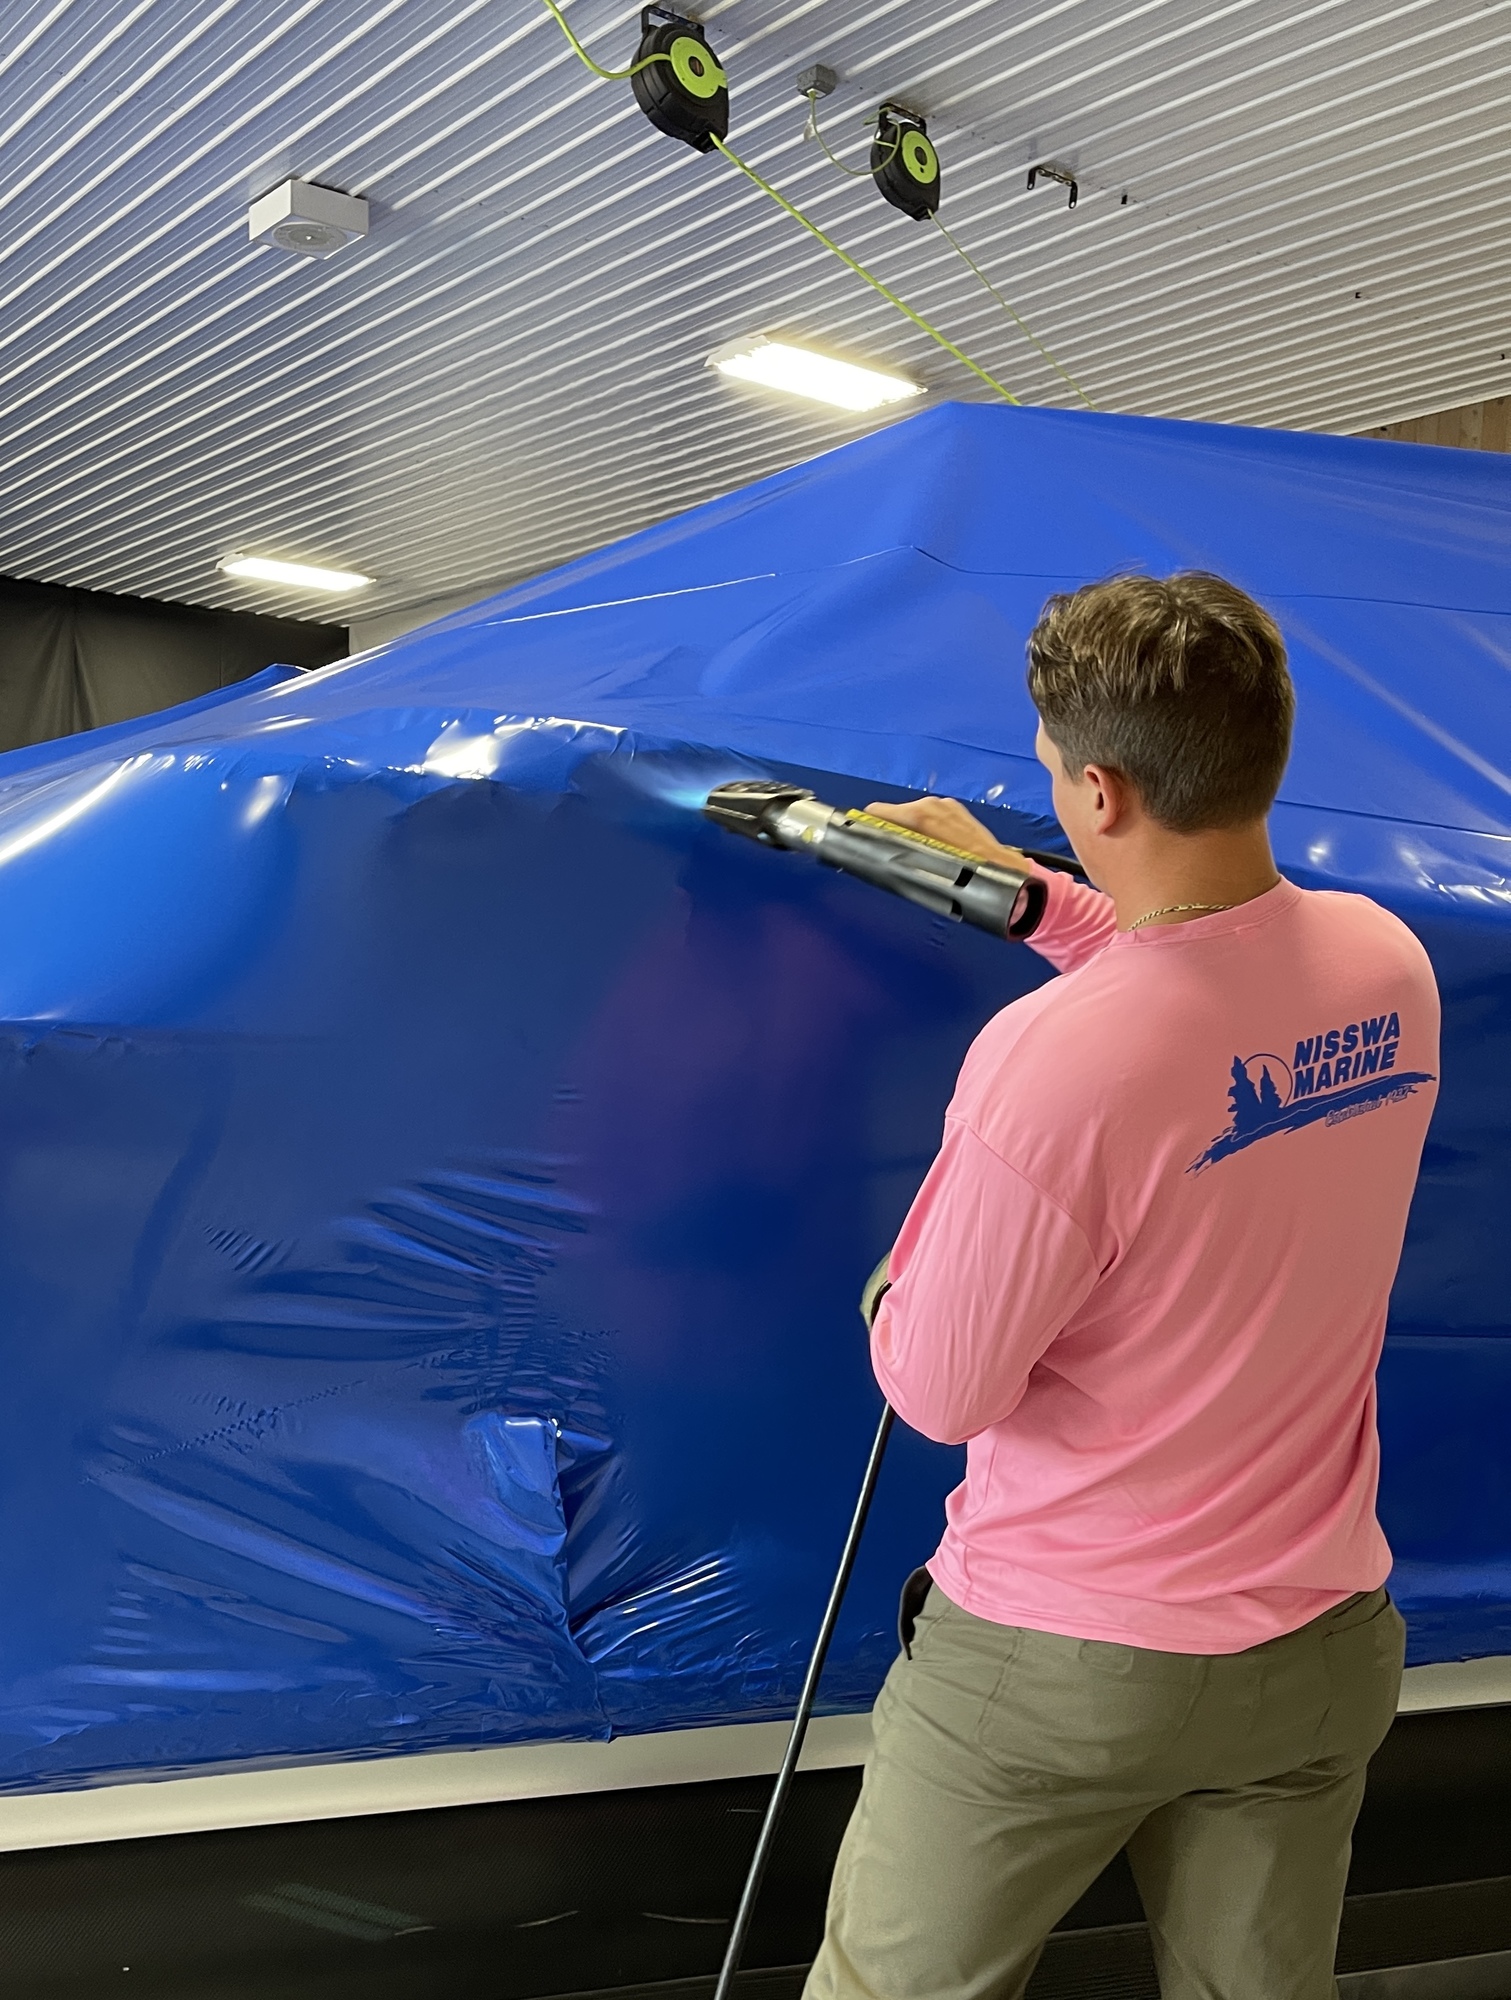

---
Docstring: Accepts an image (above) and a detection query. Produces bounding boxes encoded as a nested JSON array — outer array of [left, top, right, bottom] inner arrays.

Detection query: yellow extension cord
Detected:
[[803, 88, 898, 179], [931, 213, 1094, 409], [797, 91, 1092, 408], [536, 0, 670, 81], [708, 134, 1019, 405], [538, 0, 1047, 409]]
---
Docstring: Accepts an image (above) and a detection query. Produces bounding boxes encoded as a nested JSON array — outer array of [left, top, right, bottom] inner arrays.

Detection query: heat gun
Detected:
[[704, 779, 1049, 939]]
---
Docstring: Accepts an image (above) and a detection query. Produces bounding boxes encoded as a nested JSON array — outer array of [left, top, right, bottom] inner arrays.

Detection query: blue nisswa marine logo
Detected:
[[1190, 1012, 1435, 1173]]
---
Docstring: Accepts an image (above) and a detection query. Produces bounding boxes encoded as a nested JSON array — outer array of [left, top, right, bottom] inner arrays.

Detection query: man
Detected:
[[805, 573, 1439, 2000]]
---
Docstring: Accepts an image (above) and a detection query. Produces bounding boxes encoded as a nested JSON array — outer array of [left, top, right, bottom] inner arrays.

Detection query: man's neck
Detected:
[[1100, 822, 1282, 932]]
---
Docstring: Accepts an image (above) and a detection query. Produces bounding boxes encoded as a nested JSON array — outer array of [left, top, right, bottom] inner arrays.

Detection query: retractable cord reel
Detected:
[[870, 103, 941, 219], [628, 19, 938, 228], [631, 6, 728, 151]]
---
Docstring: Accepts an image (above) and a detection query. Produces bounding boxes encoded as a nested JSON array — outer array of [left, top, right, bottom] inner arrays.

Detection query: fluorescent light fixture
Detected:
[[220, 554, 373, 593], [708, 335, 923, 413]]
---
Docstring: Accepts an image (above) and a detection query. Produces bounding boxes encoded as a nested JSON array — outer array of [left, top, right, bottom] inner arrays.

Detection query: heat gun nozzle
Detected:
[[702, 779, 817, 840]]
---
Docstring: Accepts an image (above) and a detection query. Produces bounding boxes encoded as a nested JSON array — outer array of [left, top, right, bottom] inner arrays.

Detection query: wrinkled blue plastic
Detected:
[[0, 404, 1507, 1794]]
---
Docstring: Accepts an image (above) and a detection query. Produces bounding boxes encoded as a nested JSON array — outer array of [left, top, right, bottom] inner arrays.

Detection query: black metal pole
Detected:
[[711, 1401, 897, 2000]]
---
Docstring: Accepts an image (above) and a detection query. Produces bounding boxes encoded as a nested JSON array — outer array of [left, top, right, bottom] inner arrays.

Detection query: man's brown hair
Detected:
[[1026, 572, 1294, 833]]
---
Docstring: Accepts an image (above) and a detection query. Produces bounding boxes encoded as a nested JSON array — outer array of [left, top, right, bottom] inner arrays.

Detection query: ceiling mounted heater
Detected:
[[249, 178, 369, 259]]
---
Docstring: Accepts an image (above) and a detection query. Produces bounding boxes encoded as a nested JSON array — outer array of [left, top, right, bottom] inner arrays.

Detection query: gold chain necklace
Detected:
[[1126, 901, 1234, 932]]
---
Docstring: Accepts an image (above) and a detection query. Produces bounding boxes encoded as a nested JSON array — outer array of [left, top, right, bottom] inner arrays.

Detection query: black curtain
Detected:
[[0, 574, 348, 755]]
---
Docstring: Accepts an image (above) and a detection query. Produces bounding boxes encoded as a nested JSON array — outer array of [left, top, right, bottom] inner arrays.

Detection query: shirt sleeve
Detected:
[[1027, 865, 1118, 974], [870, 1117, 1100, 1445]]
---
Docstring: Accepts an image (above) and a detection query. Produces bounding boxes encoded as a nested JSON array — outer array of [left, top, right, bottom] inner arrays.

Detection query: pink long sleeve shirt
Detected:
[[872, 871, 1440, 1653]]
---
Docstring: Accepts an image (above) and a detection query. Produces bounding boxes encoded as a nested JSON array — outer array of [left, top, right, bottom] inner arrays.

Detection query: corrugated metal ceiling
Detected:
[[2, 0, 1509, 624]]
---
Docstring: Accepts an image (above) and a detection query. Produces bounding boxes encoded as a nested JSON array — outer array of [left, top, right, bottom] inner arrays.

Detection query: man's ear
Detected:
[[1082, 762, 1131, 832]]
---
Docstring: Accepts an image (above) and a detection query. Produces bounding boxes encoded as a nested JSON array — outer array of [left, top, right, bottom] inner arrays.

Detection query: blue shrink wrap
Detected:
[[0, 403, 1506, 1793]]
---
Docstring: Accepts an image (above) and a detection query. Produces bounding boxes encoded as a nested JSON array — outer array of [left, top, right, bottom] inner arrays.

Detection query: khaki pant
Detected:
[[804, 1583, 1405, 2000]]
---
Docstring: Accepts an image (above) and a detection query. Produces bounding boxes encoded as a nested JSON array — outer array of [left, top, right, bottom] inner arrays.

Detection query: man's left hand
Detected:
[[865, 797, 1030, 870]]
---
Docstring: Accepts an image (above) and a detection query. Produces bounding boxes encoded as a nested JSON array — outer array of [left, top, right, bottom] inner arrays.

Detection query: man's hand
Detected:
[[864, 797, 1031, 871], [860, 1253, 892, 1330]]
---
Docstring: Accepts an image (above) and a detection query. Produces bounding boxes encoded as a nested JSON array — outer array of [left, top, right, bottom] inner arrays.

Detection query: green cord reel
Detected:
[[871, 102, 940, 219], [631, 7, 728, 152]]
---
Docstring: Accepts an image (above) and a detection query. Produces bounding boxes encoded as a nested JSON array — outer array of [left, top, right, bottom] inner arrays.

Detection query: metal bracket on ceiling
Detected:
[[877, 98, 927, 132], [1027, 160, 1079, 209]]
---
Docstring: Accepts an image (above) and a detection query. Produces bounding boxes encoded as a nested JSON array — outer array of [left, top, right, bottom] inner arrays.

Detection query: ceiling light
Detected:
[[708, 336, 923, 412], [220, 554, 374, 593]]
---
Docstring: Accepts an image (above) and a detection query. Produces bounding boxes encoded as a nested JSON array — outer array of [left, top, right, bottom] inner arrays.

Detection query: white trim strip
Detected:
[[1395, 1653, 1511, 1714], [0, 1713, 874, 1854], [0, 1656, 1504, 1855]]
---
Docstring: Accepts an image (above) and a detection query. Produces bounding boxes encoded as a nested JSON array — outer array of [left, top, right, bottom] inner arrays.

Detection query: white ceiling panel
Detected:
[[1, 0, 1509, 622]]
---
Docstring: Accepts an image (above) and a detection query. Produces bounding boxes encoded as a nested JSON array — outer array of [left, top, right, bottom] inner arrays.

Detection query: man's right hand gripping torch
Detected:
[[704, 780, 1049, 941]]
